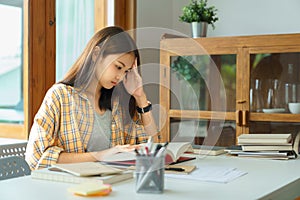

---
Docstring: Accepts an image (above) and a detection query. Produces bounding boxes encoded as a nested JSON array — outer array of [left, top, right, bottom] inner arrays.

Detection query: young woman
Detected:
[[25, 26, 159, 170]]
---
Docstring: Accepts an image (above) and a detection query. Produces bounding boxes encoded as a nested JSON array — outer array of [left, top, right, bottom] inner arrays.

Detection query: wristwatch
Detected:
[[136, 101, 152, 114]]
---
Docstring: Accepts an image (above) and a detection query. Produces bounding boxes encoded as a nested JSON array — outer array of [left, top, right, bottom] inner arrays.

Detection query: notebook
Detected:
[[31, 167, 133, 184]]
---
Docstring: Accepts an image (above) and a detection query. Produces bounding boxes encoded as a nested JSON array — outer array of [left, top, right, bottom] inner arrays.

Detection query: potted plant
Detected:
[[179, 0, 218, 37]]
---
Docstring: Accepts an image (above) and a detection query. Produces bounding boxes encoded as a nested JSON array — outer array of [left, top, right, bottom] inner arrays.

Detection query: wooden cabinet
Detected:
[[159, 33, 300, 145]]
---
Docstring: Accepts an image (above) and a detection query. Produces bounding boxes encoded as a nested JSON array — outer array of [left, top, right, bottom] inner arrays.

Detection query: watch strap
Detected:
[[136, 101, 152, 114]]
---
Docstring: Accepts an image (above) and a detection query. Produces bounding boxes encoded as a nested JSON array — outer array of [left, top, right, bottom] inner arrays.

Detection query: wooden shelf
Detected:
[[159, 33, 300, 144]]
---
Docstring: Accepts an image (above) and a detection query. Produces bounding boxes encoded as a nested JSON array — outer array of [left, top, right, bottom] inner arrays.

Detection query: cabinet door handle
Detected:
[[237, 100, 246, 104], [242, 110, 249, 126], [236, 110, 242, 126]]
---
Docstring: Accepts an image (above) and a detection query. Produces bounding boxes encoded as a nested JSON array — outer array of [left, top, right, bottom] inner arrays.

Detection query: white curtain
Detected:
[[56, 0, 94, 81]]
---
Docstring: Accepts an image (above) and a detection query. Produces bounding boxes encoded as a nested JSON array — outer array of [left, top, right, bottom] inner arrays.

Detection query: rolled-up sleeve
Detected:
[[25, 86, 64, 170]]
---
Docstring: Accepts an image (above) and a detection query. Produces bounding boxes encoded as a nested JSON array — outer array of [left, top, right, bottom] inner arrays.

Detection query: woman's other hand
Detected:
[[90, 144, 139, 161]]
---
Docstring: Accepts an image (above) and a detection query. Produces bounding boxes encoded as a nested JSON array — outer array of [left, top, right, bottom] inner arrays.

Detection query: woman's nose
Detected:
[[116, 71, 126, 80]]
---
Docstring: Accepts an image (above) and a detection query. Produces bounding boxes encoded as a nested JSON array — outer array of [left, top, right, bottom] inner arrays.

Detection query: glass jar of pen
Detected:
[[135, 143, 167, 194]]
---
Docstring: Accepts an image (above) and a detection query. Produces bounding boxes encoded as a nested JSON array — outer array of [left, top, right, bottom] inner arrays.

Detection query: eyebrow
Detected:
[[116, 61, 125, 67]]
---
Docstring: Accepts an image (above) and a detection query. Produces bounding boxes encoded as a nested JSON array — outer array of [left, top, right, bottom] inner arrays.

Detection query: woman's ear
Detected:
[[92, 46, 101, 62]]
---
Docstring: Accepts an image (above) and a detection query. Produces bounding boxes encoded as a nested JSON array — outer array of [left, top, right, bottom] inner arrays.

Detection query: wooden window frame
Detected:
[[114, 0, 136, 30]]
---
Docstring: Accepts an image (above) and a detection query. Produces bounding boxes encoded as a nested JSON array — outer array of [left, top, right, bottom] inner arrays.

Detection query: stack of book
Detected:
[[225, 133, 298, 160]]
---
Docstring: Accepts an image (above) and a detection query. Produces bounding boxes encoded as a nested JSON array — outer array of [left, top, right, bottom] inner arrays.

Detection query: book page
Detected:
[[166, 142, 192, 161], [101, 142, 193, 164]]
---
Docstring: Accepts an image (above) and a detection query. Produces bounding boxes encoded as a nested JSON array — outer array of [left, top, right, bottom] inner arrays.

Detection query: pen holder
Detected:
[[135, 155, 165, 194]]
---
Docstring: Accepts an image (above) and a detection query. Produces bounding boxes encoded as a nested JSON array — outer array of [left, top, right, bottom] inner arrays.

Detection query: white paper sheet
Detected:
[[165, 165, 247, 183]]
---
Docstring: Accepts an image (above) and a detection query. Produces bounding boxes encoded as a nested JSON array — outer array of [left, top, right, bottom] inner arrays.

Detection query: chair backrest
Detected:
[[0, 142, 27, 159], [0, 156, 31, 180]]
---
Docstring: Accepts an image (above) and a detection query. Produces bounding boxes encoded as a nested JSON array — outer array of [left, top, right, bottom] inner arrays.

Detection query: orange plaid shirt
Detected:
[[25, 83, 149, 170]]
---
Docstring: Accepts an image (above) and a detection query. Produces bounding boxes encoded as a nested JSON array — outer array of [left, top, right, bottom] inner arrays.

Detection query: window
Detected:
[[56, 0, 95, 81], [56, 0, 116, 80], [0, 1, 23, 124]]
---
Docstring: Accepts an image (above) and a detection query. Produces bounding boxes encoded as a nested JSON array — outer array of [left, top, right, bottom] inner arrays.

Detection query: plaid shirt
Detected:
[[25, 83, 148, 170]]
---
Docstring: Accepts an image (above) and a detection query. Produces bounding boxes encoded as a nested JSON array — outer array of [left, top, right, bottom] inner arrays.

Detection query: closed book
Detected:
[[238, 134, 292, 145], [31, 167, 133, 185], [241, 144, 293, 151], [224, 145, 242, 153], [191, 145, 226, 156], [236, 151, 297, 160], [51, 162, 123, 177]]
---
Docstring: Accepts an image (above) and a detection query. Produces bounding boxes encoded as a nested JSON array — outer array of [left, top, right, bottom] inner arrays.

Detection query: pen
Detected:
[[155, 146, 166, 157], [153, 144, 162, 156], [146, 136, 153, 153], [134, 148, 141, 156], [163, 141, 169, 147], [145, 146, 150, 155], [165, 167, 185, 172]]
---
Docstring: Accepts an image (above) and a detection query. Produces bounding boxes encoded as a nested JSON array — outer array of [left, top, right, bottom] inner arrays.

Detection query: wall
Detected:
[[136, 0, 300, 98], [136, 0, 300, 138], [137, 0, 300, 37]]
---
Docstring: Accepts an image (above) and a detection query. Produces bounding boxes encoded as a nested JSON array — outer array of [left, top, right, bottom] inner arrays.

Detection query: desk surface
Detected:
[[1, 155, 299, 200]]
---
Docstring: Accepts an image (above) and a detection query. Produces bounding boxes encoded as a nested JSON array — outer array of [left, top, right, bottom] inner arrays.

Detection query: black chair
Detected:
[[0, 142, 27, 158], [0, 156, 31, 180]]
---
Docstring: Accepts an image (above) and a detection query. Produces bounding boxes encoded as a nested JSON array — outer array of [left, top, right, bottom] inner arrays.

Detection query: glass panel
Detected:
[[170, 55, 236, 112], [250, 53, 300, 113], [170, 119, 236, 147], [0, 2, 24, 124], [56, 0, 94, 81], [250, 121, 300, 147]]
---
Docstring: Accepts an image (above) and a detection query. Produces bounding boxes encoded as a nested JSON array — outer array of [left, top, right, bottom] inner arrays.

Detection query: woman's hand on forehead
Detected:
[[123, 59, 144, 97]]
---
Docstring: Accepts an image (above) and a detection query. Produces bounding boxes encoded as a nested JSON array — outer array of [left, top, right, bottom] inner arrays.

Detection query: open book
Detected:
[[165, 142, 193, 162], [102, 142, 195, 166], [50, 162, 123, 177]]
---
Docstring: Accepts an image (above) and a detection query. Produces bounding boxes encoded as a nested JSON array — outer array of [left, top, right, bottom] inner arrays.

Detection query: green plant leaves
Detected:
[[171, 56, 201, 84], [179, 0, 218, 29]]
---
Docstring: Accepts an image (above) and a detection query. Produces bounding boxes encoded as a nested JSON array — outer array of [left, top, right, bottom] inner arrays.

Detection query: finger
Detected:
[[131, 68, 141, 81], [133, 58, 138, 68], [131, 144, 142, 149], [120, 147, 135, 152]]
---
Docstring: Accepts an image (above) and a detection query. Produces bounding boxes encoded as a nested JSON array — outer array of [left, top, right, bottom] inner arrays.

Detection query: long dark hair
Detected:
[[60, 26, 140, 121]]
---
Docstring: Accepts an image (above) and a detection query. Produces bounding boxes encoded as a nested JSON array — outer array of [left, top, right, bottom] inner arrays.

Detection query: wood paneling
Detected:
[[26, 0, 55, 138]]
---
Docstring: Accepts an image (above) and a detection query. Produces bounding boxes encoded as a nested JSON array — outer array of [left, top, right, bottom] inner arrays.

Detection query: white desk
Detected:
[[1, 156, 299, 200]]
